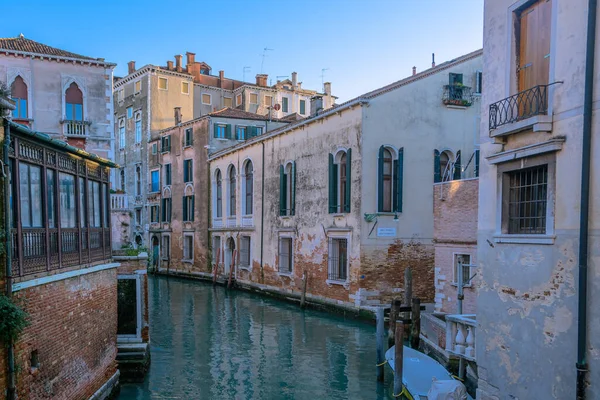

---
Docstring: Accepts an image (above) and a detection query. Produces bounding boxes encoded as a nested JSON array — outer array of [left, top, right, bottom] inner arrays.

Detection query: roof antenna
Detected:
[[321, 68, 330, 93], [260, 47, 273, 73], [243, 66, 251, 82]]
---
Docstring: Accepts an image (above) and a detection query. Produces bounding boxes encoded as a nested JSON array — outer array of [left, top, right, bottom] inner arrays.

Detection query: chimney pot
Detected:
[[255, 74, 268, 87], [310, 95, 324, 116], [291, 72, 298, 89], [174, 107, 182, 125], [175, 55, 183, 72], [167, 61, 174, 71], [127, 61, 136, 75], [412, 66, 417, 76], [432, 53, 436, 68], [324, 82, 332, 96], [186, 52, 196, 66], [219, 70, 225, 88]]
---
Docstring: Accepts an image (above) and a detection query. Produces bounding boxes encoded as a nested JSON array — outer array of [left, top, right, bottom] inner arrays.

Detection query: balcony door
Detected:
[[517, 0, 551, 93]]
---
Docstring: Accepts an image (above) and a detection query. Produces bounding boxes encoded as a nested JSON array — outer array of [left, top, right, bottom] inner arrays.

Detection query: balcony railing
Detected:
[[442, 85, 473, 107], [445, 314, 476, 362], [489, 84, 548, 131], [62, 120, 89, 136], [111, 193, 129, 210]]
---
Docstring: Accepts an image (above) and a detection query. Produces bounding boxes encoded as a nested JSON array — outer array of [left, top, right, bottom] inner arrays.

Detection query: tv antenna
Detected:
[[260, 47, 274, 73], [243, 66, 251, 82], [276, 75, 289, 82], [321, 68, 330, 92]]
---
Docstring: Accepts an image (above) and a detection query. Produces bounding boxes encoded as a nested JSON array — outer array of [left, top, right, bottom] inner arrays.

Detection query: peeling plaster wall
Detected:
[[478, 0, 600, 398]]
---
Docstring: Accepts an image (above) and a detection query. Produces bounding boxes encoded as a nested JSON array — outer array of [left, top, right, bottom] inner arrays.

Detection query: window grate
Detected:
[[279, 238, 292, 273], [328, 238, 348, 281], [507, 165, 548, 234]]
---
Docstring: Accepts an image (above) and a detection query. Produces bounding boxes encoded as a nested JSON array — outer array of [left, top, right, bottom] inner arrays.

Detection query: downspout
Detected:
[[260, 141, 265, 283], [576, 0, 596, 398], [3, 119, 16, 400]]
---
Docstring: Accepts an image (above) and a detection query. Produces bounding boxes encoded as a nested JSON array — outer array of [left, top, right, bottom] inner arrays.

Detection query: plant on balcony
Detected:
[[0, 295, 29, 344], [444, 98, 472, 107]]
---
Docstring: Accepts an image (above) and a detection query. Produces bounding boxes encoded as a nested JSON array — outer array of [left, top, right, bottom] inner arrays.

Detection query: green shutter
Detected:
[[475, 149, 480, 178], [328, 153, 336, 213], [291, 161, 296, 216], [161, 199, 165, 222], [226, 124, 232, 139], [377, 146, 384, 212], [453, 150, 461, 180], [279, 165, 286, 216], [168, 199, 171, 222], [183, 161, 188, 182], [434, 149, 441, 183], [213, 124, 219, 138], [191, 195, 195, 221], [183, 196, 188, 221], [344, 149, 351, 213], [395, 148, 403, 212]]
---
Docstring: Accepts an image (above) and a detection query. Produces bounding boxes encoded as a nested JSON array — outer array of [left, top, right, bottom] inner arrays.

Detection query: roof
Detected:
[[210, 107, 289, 122], [4, 119, 118, 168], [0, 35, 112, 65]]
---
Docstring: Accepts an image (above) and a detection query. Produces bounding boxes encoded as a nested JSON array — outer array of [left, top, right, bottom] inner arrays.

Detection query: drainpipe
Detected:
[[260, 141, 265, 283], [3, 119, 16, 400], [576, 0, 596, 398]]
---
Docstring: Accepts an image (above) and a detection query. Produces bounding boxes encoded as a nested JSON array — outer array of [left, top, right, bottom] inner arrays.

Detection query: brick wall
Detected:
[[2, 268, 118, 400]]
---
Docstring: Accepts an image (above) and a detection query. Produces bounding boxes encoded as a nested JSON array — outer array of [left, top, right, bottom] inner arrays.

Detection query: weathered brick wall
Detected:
[[7, 268, 118, 400]]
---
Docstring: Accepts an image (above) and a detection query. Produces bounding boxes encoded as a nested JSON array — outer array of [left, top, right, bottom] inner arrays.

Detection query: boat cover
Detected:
[[427, 378, 468, 400]]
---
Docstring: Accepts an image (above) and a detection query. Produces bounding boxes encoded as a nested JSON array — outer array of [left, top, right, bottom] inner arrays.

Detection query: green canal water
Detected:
[[119, 275, 394, 399]]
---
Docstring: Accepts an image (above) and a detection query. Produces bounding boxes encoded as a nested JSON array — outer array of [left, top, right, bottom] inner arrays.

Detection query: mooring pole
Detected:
[[389, 298, 401, 347], [394, 322, 405, 397], [376, 307, 385, 382], [300, 271, 308, 309], [213, 247, 220, 285], [410, 298, 421, 349]]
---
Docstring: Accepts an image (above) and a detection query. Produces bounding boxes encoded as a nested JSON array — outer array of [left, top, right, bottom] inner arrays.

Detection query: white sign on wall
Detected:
[[377, 227, 397, 237]]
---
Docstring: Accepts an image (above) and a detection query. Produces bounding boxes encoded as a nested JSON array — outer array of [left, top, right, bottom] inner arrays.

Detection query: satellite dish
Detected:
[[273, 103, 281, 111]]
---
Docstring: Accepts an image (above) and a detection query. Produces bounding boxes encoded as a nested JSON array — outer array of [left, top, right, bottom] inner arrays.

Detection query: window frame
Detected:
[[326, 230, 351, 284], [161, 234, 171, 260], [134, 80, 141, 94], [150, 205, 159, 223], [164, 163, 172, 186], [228, 165, 236, 216], [236, 94, 242, 106], [119, 119, 126, 149], [134, 112, 142, 143], [183, 159, 193, 183], [181, 81, 190, 95], [281, 97, 289, 113], [239, 236, 251, 269], [161, 135, 171, 153], [215, 169, 223, 219], [158, 77, 168, 91], [278, 236, 294, 275], [127, 107, 133, 119], [264, 95, 273, 106], [223, 97, 233, 108], [236, 125, 247, 141], [249, 93, 258, 105], [184, 128, 193, 147], [243, 160, 253, 216], [150, 169, 160, 193], [183, 194, 195, 222], [452, 253, 473, 287], [183, 232, 194, 261], [299, 99, 306, 115], [202, 93, 212, 105]]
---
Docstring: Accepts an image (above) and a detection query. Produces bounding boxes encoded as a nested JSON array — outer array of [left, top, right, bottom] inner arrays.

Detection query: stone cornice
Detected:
[[114, 65, 192, 89], [0, 49, 115, 68], [486, 138, 565, 164]]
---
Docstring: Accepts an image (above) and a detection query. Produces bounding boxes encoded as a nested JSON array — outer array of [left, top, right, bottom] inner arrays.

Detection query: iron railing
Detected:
[[442, 85, 473, 107], [489, 84, 548, 131]]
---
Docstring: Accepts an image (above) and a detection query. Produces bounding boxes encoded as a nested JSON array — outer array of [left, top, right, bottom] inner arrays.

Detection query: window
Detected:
[[127, 107, 133, 119], [236, 126, 247, 140], [158, 77, 168, 90], [135, 208, 142, 225], [78, 178, 86, 228], [120, 168, 125, 191], [11, 76, 27, 119], [377, 146, 404, 213], [103, 183, 109, 228], [214, 124, 231, 139], [151, 143, 157, 154], [183, 159, 193, 183], [249, 93, 258, 104], [229, 166, 236, 216], [119, 119, 125, 149], [475, 71, 483, 94], [184, 128, 193, 146], [434, 149, 455, 183], [299, 99, 306, 115], [224, 97, 233, 108], [182, 81, 189, 94], [134, 80, 141, 93], [215, 170, 223, 218], [516, 0, 551, 92], [255, 126, 263, 135], [135, 113, 142, 143], [161, 197, 172, 222], [46, 170, 56, 228], [282, 97, 289, 113], [506, 164, 548, 234], [162, 235, 170, 259], [202, 93, 211, 105], [65, 82, 83, 121], [87, 180, 102, 228], [150, 205, 159, 223], [135, 165, 141, 196], [328, 238, 348, 281], [161, 135, 171, 152], [236, 94, 242, 106], [328, 150, 351, 213], [453, 254, 472, 286], [150, 170, 160, 192], [240, 236, 251, 268], [117, 88, 124, 102], [264, 95, 273, 106], [19, 163, 43, 228], [278, 237, 293, 274], [164, 164, 172, 186], [183, 195, 195, 222], [183, 234, 194, 260], [279, 162, 296, 216], [244, 161, 253, 215]]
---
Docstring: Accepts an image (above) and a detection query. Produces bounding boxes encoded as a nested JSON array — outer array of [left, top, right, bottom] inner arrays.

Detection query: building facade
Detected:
[[208, 50, 483, 309], [477, 0, 600, 398]]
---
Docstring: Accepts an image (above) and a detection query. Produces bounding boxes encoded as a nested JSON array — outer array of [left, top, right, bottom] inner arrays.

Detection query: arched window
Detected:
[[244, 161, 253, 215], [229, 166, 236, 216], [135, 112, 142, 143], [382, 148, 393, 212], [328, 149, 352, 213], [135, 165, 141, 196], [377, 146, 404, 213], [65, 82, 83, 121], [161, 188, 172, 223], [11, 76, 27, 119], [120, 168, 125, 191], [119, 119, 125, 149], [279, 162, 296, 216], [215, 170, 222, 218], [434, 149, 454, 183]]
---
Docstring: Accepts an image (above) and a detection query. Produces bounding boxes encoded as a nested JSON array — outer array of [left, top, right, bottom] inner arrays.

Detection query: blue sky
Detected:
[[2, 0, 483, 102]]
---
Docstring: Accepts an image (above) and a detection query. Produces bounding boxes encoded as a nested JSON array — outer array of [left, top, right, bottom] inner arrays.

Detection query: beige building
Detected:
[[208, 50, 482, 310], [476, 0, 600, 399]]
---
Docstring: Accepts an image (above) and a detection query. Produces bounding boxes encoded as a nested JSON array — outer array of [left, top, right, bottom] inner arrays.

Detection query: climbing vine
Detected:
[[0, 295, 29, 344]]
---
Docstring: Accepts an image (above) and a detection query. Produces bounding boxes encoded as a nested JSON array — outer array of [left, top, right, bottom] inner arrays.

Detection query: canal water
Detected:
[[119, 275, 393, 399]]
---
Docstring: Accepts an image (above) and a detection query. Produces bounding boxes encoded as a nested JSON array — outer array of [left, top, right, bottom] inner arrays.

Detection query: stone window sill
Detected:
[[326, 279, 349, 288], [182, 259, 194, 263], [493, 234, 555, 245], [278, 272, 293, 277], [450, 283, 473, 288]]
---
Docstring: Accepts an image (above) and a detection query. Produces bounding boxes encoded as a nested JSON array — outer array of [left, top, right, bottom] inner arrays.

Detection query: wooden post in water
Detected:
[[300, 271, 308, 309], [376, 307, 385, 382], [389, 298, 401, 347], [394, 322, 405, 397], [403, 268, 413, 337], [213, 247, 220, 285], [410, 298, 421, 349], [227, 249, 236, 289]]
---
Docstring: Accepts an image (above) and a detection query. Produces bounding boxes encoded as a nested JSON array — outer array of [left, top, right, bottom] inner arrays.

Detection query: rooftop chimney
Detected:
[[324, 82, 332, 96], [128, 61, 136, 74], [219, 70, 225, 88], [291, 72, 298, 89], [167, 60, 174, 71], [412, 66, 417, 76], [256, 74, 268, 87], [432, 53, 436, 68], [174, 107, 182, 125], [175, 55, 183, 72], [186, 52, 196, 67], [310, 96, 324, 116]]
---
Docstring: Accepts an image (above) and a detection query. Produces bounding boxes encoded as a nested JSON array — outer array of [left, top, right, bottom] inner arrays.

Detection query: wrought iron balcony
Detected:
[[442, 84, 473, 107], [489, 84, 548, 131], [62, 120, 90, 136]]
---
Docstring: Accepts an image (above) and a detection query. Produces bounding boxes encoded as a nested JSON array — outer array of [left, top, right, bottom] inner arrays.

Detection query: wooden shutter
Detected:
[[434, 150, 441, 183], [394, 148, 404, 212], [344, 149, 351, 213], [226, 124, 232, 139], [213, 124, 219, 138], [377, 146, 384, 212], [475, 149, 480, 178], [161, 199, 166, 222], [183, 161, 189, 182], [291, 161, 296, 216], [453, 150, 461, 180], [191, 195, 195, 222], [518, 0, 551, 92], [279, 165, 286, 216], [183, 196, 188, 221], [328, 153, 336, 213]]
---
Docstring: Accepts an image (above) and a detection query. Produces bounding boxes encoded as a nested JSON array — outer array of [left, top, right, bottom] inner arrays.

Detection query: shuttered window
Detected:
[[517, 0, 551, 92], [329, 150, 351, 213], [214, 124, 231, 139], [279, 162, 296, 216], [183, 195, 195, 222], [183, 159, 193, 183], [161, 198, 172, 222], [215, 170, 223, 218]]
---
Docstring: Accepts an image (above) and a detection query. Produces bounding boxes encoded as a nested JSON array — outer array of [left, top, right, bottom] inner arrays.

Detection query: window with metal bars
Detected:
[[507, 164, 548, 234], [327, 238, 348, 281], [240, 236, 251, 268], [279, 238, 293, 274]]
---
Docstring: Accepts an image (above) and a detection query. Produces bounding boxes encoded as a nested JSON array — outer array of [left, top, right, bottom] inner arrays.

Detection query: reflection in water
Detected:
[[120, 275, 392, 399]]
